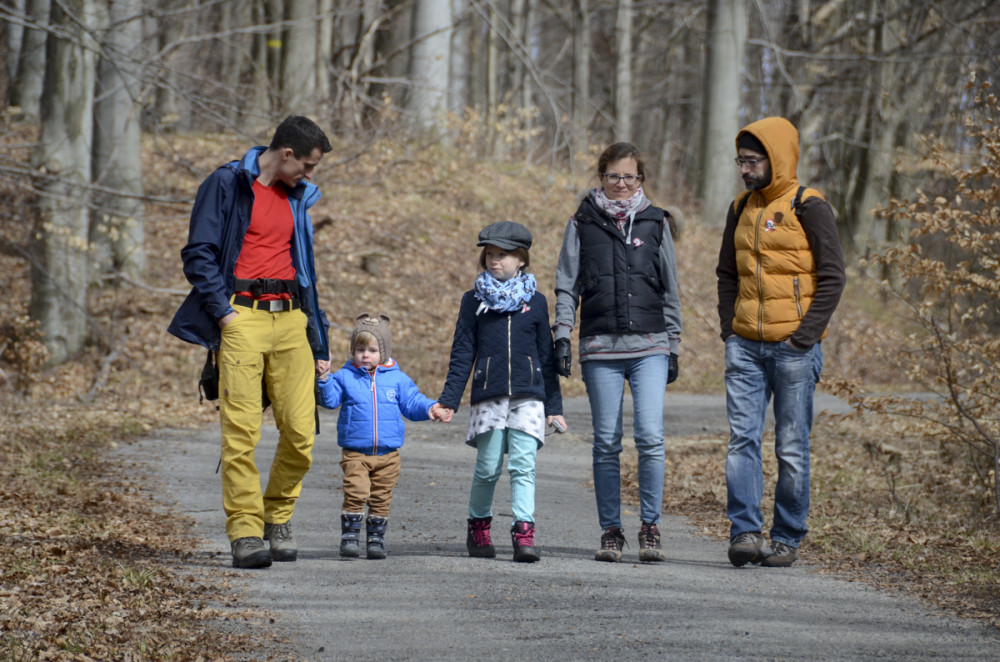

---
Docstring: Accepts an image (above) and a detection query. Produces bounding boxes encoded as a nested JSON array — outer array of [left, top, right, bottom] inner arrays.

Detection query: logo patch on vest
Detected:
[[764, 219, 776, 232], [631, 237, 645, 247], [386, 389, 397, 402]]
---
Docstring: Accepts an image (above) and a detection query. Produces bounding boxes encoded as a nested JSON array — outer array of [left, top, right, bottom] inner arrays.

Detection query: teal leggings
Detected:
[[468, 428, 539, 522]]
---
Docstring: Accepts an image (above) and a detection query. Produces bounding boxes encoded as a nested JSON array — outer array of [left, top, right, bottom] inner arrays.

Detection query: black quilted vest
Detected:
[[574, 198, 667, 338]]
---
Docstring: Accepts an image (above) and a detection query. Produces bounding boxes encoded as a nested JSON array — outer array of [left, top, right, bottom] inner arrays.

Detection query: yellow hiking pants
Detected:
[[219, 302, 315, 541]]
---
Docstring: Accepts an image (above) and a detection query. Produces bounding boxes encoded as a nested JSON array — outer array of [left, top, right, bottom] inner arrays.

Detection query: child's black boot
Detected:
[[466, 516, 496, 558], [340, 512, 364, 558], [366, 516, 388, 559], [511, 520, 540, 563]]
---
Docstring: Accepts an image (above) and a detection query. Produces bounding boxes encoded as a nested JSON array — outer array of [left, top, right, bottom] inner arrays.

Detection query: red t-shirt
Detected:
[[234, 180, 296, 300]]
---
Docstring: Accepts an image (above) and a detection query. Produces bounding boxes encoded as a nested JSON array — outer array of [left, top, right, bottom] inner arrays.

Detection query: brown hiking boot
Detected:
[[595, 527, 626, 562], [761, 541, 798, 567], [728, 531, 766, 567], [638, 521, 666, 562]]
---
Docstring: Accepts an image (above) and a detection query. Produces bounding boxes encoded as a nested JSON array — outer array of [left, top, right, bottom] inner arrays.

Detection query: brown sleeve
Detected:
[[790, 197, 847, 348], [715, 200, 740, 341]]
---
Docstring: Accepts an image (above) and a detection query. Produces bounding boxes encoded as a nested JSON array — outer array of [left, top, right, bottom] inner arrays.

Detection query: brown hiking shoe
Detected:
[[231, 536, 272, 569], [595, 527, 626, 562], [761, 541, 798, 567], [728, 531, 766, 567], [638, 521, 666, 562]]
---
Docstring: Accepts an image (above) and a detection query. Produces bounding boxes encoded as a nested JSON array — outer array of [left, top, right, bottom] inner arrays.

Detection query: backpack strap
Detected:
[[792, 185, 807, 219], [733, 191, 751, 221], [734, 185, 808, 222]]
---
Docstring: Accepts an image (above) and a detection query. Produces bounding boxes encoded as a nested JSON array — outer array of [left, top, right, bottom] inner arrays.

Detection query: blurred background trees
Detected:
[[0, 0, 997, 360]]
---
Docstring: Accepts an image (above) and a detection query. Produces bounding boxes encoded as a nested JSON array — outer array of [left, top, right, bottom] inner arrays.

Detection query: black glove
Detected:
[[554, 338, 572, 377], [667, 353, 679, 385]]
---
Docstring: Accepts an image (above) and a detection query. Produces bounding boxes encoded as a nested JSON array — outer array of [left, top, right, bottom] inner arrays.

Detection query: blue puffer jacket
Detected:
[[439, 289, 563, 415], [317, 359, 436, 455], [167, 146, 329, 359]]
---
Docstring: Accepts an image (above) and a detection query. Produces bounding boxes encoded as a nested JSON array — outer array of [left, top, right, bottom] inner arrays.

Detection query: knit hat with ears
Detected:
[[351, 313, 392, 362]]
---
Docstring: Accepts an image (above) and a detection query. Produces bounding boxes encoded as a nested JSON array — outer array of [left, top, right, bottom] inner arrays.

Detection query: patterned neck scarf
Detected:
[[592, 187, 650, 228], [473, 270, 537, 314]]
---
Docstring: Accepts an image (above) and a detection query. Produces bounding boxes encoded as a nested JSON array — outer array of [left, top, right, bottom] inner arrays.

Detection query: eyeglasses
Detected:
[[735, 156, 768, 168], [601, 173, 642, 186]]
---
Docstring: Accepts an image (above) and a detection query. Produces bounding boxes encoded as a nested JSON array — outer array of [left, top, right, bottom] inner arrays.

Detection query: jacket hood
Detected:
[[736, 117, 799, 201]]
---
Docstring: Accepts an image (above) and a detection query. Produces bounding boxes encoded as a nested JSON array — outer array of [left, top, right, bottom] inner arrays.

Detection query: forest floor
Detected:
[[1, 124, 997, 659]]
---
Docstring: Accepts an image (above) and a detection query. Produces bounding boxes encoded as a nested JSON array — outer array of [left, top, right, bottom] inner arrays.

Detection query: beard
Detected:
[[743, 172, 771, 191]]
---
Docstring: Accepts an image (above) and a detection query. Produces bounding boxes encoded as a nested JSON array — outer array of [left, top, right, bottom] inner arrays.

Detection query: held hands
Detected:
[[316, 358, 331, 380], [667, 353, 679, 385], [554, 338, 572, 377], [430, 404, 454, 423]]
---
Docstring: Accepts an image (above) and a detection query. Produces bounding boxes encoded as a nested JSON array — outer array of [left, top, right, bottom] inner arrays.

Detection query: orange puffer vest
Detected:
[[731, 117, 828, 342]]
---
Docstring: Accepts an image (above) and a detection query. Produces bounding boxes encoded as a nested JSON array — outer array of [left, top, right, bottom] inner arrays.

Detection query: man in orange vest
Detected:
[[716, 117, 846, 568]]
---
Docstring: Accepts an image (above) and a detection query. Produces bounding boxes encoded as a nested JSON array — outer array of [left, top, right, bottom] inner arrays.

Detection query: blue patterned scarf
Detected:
[[473, 271, 537, 314]]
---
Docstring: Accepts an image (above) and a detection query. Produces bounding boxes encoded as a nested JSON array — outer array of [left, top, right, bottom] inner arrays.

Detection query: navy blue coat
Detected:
[[167, 147, 329, 359], [439, 289, 563, 415]]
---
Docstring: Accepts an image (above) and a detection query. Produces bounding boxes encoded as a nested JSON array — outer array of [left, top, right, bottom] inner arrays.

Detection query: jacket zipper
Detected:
[[526, 356, 534, 386], [507, 314, 512, 395], [754, 205, 765, 340], [793, 277, 803, 318], [369, 369, 378, 455]]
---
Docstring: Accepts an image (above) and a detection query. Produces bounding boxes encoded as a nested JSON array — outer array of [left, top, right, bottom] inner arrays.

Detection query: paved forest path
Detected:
[[132, 394, 1000, 661]]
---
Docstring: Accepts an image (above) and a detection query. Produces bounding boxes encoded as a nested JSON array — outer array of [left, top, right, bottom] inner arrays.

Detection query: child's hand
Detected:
[[431, 405, 454, 423], [547, 415, 568, 433], [316, 359, 331, 380]]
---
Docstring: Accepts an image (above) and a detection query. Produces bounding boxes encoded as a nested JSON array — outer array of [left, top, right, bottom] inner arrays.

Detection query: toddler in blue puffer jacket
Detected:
[[317, 313, 447, 559]]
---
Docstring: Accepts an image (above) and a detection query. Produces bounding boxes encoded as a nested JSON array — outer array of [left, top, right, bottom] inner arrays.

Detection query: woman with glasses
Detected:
[[552, 142, 683, 563]]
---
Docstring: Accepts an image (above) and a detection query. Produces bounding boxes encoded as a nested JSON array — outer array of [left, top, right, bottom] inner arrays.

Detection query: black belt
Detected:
[[232, 295, 299, 312]]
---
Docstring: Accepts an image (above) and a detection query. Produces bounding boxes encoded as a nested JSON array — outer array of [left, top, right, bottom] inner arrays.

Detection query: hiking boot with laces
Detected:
[[728, 531, 766, 567], [231, 536, 272, 569], [761, 541, 798, 567], [637, 521, 666, 563], [595, 527, 627, 562], [510, 521, 540, 563], [263, 521, 297, 562], [466, 516, 496, 558], [340, 512, 364, 558]]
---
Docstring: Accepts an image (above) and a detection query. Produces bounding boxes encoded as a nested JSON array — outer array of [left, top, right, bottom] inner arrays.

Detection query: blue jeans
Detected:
[[468, 428, 539, 523], [724, 335, 823, 547], [582, 355, 668, 529]]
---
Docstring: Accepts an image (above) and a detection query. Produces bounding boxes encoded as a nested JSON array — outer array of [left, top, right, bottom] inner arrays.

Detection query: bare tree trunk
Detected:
[[3, 0, 26, 97], [697, 0, 745, 227], [30, 0, 99, 364], [485, 2, 500, 154], [282, 0, 318, 115], [372, 0, 413, 110], [409, 0, 451, 135], [316, 0, 333, 105], [9, 0, 49, 120], [613, 0, 632, 143], [92, 0, 145, 281], [448, 0, 471, 116], [571, 0, 590, 169]]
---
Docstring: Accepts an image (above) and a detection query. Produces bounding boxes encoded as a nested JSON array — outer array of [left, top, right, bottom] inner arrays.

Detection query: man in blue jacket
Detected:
[[168, 116, 332, 569]]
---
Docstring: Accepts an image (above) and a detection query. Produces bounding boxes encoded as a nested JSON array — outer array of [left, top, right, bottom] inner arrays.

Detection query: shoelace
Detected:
[[269, 523, 292, 542], [512, 529, 534, 547], [639, 524, 659, 548], [470, 523, 492, 546], [601, 529, 625, 550]]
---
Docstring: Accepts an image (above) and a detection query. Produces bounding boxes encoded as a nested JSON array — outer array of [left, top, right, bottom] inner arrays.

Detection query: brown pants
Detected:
[[340, 449, 401, 517]]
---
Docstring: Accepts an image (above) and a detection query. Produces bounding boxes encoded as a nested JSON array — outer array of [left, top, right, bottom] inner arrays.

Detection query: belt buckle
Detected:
[[265, 300, 283, 312]]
